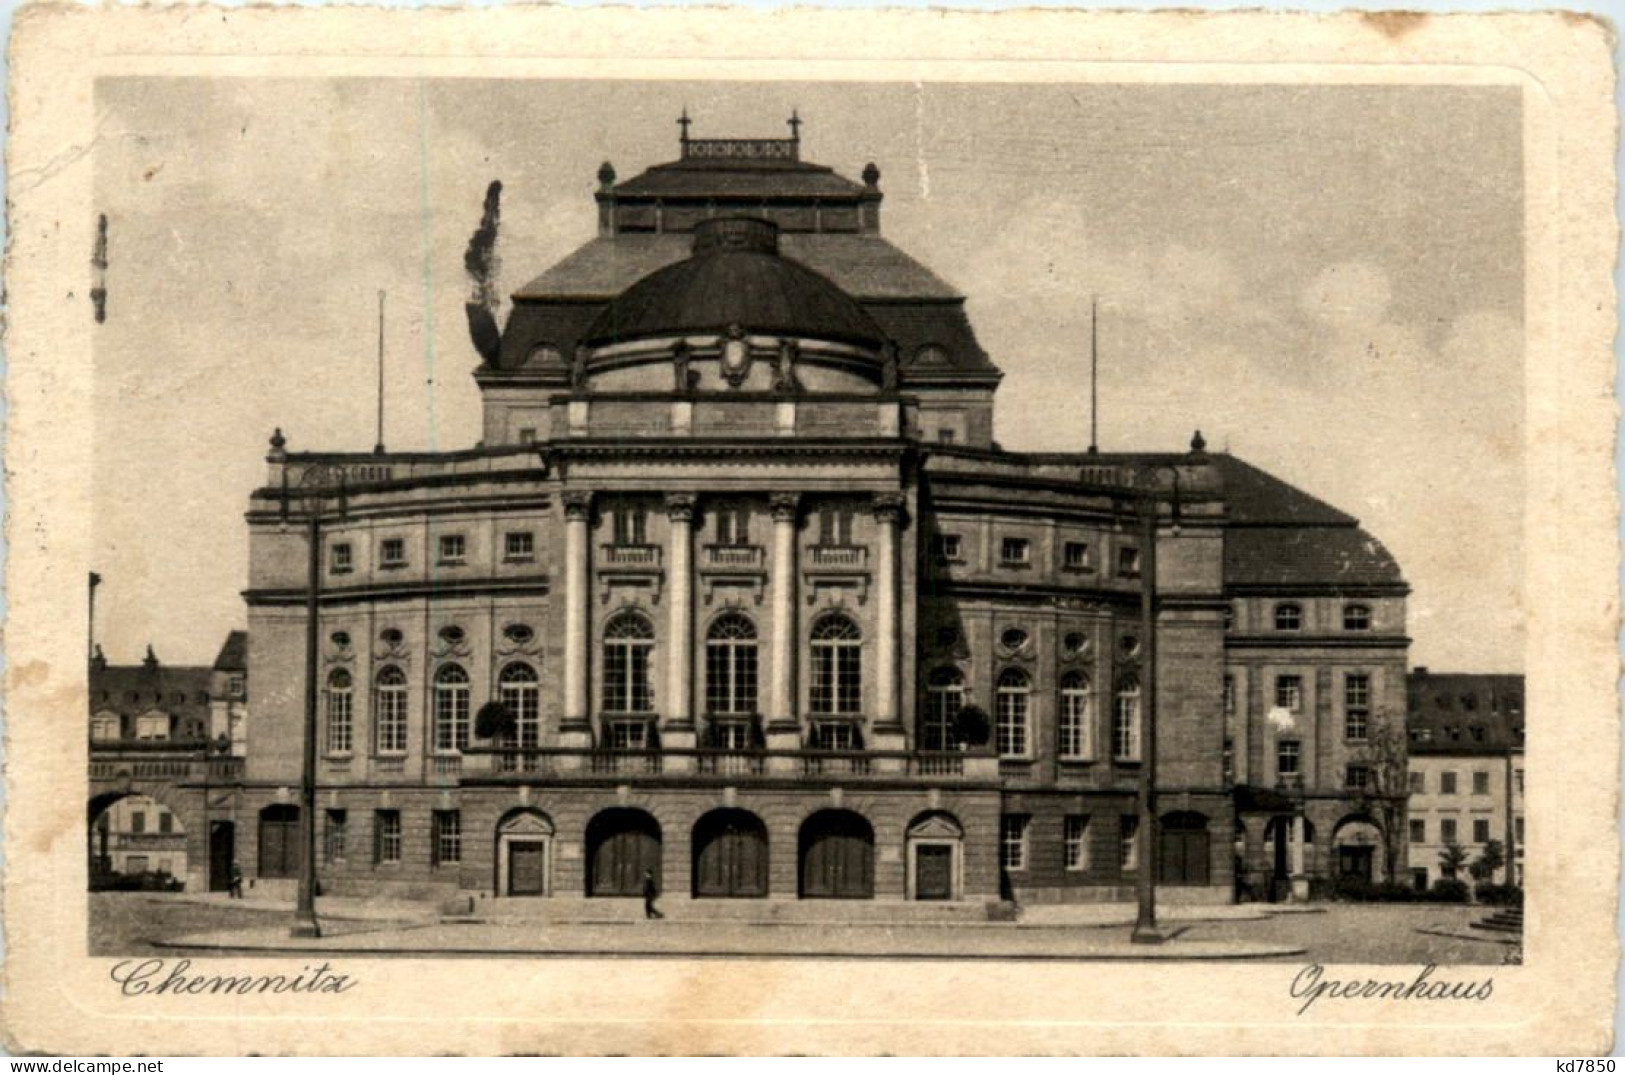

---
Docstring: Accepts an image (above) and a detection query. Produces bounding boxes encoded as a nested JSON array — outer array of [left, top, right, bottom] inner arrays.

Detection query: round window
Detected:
[[439, 625, 466, 645], [1120, 634, 1140, 656], [380, 628, 404, 647], [1063, 632, 1089, 657], [504, 623, 535, 645], [330, 630, 351, 648], [1000, 628, 1029, 651]]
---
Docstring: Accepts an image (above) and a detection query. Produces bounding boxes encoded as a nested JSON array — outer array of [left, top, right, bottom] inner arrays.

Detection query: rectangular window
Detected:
[[228, 674, 245, 698], [379, 537, 407, 568], [1117, 546, 1141, 578], [136, 714, 169, 740], [811, 722, 858, 751], [92, 715, 119, 741], [517, 427, 537, 444], [1058, 684, 1090, 760], [130, 811, 146, 834], [324, 809, 348, 864], [1441, 771, 1458, 795], [1410, 771, 1426, 794], [936, 428, 956, 444], [1063, 541, 1092, 571], [375, 810, 401, 865], [1515, 768, 1524, 794], [716, 508, 750, 547], [1064, 816, 1090, 871], [1441, 818, 1458, 843], [931, 533, 963, 563], [1119, 816, 1139, 872], [609, 720, 651, 751], [1344, 673, 1370, 741], [438, 533, 467, 564], [1000, 816, 1028, 871], [158, 811, 173, 834], [1000, 537, 1031, 565], [1473, 818, 1491, 844], [1472, 771, 1490, 795], [1276, 739, 1301, 777], [1409, 819, 1426, 844], [329, 542, 353, 574], [1275, 675, 1303, 712], [612, 504, 648, 546], [1515, 816, 1524, 844], [1346, 765, 1372, 791], [816, 506, 854, 546], [1223, 675, 1236, 717], [504, 531, 535, 561], [1112, 690, 1141, 762], [433, 810, 462, 866]]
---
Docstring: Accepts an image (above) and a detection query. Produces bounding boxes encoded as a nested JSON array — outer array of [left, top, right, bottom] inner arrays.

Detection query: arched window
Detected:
[[809, 615, 862, 716], [705, 613, 759, 716], [324, 669, 353, 755], [923, 667, 965, 751], [1113, 678, 1141, 762], [995, 668, 1031, 758], [374, 666, 408, 754], [1059, 671, 1091, 760], [434, 664, 471, 753], [603, 613, 655, 714], [499, 663, 541, 750], [1343, 603, 1372, 631], [1274, 603, 1303, 631]]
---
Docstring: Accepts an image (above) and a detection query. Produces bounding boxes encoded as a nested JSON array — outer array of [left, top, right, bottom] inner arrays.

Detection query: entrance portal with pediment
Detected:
[[496, 809, 555, 897], [905, 811, 964, 901]]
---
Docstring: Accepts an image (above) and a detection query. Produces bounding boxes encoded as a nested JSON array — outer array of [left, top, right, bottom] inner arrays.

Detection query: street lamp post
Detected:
[[1131, 461, 1181, 945], [278, 451, 347, 939]]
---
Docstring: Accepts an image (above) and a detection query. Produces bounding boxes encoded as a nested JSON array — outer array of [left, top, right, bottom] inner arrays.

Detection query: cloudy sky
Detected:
[[93, 78, 1524, 671]]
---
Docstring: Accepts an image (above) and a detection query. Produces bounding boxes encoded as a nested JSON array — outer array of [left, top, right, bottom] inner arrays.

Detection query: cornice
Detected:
[[1224, 634, 1412, 650], [243, 574, 552, 608]]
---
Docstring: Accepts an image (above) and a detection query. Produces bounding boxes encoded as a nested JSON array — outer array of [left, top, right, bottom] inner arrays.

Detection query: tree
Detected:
[[1347, 712, 1409, 883], [1438, 842, 1470, 880], [953, 705, 991, 749], [474, 700, 516, 742], [1469, 839, 1507, 883]]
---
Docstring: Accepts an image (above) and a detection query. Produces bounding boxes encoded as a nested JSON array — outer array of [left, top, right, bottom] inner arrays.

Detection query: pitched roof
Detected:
[[1223, 526, 1404, 589], [1211, 454, 1356, 526], [1406, 671, 1525, 755], [513, 234, 960, 302], [613, 158, 868, 200], [213, 630, 248, 672]]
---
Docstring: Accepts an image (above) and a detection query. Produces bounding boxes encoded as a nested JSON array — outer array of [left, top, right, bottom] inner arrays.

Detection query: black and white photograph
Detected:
[[3, 5, 1616, 1056]]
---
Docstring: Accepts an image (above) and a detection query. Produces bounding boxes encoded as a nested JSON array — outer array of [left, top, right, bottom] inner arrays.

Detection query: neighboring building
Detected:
[[1406, 669, 1524, 889], [224, 118, 1408, 905], [89, 644, 214, 744], [211, 630, 250, 757], [91, 795, 187, 878]]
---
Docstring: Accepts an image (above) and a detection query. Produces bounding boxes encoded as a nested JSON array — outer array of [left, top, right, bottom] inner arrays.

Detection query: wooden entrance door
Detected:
[[209, 821, 235, 892], [693, 810, 768, 898], [800, 811, 874, 899], [915, 844, 952, 900], [258, 806, 300, 879], [1157, 813, 1211, 885], [587, 810, 661, 897], [508, 842, 547, 896], [1338, 846, 1374, 883]]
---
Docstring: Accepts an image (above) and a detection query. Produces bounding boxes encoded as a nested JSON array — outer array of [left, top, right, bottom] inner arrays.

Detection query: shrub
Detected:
[[1373, 881, 1419, 903], [1474, 883, 1524, 907], [1427, 878, 1470, 903], [1332, 875, 1377, 902]]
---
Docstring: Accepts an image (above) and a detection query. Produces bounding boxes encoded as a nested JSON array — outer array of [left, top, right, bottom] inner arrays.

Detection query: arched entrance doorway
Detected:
[[258, 804, 301, 880], [691, 809, 768, 898], [496, 809, 555, 897], [1157, 811, 1212, 885], [906, 811, 963, 901], [799, 810, 874, 899], [1332, 815, 1384, 883], [87, 792, 189, 889], [586, 808, 662, 897]]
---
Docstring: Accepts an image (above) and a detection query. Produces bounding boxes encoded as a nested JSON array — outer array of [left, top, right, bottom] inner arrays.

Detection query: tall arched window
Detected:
[[324, 669, 353, 755], [995, 668, 1031, 758], [1059, 671, 1091, 760], [434, 664, 471, 753], [499, 663, 540, 749], [809, 614, 862, 715], [923, 667, 964, 751], [705, 613, 759, 716], [374, 666, 408, 755], [1113, 678, 1142, 762], [603, 613, 655, 713]]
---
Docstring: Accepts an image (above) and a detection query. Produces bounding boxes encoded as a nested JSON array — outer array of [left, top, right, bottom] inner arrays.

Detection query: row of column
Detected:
[[559, 488, 905, 743]]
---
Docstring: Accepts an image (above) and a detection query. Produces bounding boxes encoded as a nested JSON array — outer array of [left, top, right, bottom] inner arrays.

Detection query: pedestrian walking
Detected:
[[642, 868, 663, 919], [228, 861, 244, 899]]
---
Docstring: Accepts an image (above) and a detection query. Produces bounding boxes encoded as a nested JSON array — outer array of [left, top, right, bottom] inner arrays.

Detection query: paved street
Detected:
[[92, 893, 1516, 964]]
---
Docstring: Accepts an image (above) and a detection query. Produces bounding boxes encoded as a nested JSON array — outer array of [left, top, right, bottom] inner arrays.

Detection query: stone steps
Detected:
[[448, 894, 993, 924], [1470, 907, 1524, 934]]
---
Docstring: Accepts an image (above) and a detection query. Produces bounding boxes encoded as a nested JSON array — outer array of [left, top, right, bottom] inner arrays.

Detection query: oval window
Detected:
[[504, 623, 535, 645], [439, 625, 466, 645], [330, 630, 351, 648], [1120, 634, 1141, 657], [1000, 628, 1029, 652], [380, 628, 404, 647], [1063, 632, 1089, 657]]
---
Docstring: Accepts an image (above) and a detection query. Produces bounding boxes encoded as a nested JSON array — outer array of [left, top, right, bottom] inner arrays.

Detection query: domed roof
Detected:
[[581, 218, 885, 349]]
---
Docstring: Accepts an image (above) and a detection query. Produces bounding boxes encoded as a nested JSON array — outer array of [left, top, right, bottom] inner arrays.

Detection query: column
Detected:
[[663, 494, 697, 756], [560, 490, 593, 749], [766, 493, 801, 755], [870, 492, 907, 752], [1290, 811, 1309, 901]]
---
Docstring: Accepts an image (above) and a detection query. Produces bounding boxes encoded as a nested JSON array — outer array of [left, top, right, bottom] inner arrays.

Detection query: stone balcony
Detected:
[[458, 746, 999, 784], [89, 743, 245, 784], [702, 544, 765, 570]]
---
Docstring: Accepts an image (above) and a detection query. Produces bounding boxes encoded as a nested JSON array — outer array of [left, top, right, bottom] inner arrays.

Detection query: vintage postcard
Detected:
[[2, 4, 1617, 1056]]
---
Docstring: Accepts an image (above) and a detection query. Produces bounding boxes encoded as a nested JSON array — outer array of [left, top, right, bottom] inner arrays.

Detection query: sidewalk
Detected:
[[161, 918, 1307, 961]]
